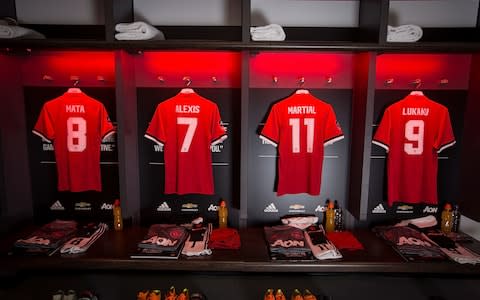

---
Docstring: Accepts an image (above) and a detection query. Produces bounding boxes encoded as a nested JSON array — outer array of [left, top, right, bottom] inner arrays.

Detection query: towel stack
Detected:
[[387, 24, 423, 42], [250, 24, 286, 41], [0, 19, 44, 39], [115, 21, 165, 41]]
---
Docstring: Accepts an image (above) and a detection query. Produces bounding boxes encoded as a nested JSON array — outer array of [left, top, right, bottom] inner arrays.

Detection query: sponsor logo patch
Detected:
[[288, 204, 306, 213], [181, 202, 199, 212], [315, 205, 326, 212], [100, 203, 113, 210], [396, 204, 414, 214], [423, 206, 438, 214], [208, 204, 218, 212], [74, 202, 92, 211]]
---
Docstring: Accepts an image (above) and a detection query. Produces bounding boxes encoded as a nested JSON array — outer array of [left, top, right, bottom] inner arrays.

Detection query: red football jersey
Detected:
[[260, 92, 344, 196], [33, 90, 115, 192], [373, 93, 455, 206], [145, 91, 227, 195]]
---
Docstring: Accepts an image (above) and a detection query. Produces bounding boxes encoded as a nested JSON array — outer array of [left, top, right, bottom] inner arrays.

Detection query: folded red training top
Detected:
[[326, 231, 364, 251], [209, 228, 241, 250]]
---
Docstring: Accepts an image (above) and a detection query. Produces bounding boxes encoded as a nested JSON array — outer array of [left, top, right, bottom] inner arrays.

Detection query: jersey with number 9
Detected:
[[145, 92, 227, 195], [33, 91, 115, 192], [373, 94, 455, 206]]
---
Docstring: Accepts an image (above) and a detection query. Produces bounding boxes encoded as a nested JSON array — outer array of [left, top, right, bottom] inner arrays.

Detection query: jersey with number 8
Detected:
[[145, 92, 227, 195], [33, 91, 115, 192], [373, 94, 455, 206]]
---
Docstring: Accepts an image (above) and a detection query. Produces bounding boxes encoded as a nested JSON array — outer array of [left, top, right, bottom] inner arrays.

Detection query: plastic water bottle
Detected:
[[441, 203, 453, 234], [113, 199, 123, 231], [452, 204, 460, 233], [325, 201, 335, 233], [218, 200, 228, 228]]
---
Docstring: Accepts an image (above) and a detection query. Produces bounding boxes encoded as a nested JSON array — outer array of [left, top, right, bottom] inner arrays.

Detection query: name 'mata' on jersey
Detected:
[[260, 93, 344, 196], [145, 91, 227, 195], [32, 90, 115, 192], [373, 93, 455, 206]]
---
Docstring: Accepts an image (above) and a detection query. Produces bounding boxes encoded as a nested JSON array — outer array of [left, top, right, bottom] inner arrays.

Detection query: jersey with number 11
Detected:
[[145, 92, 227, 195], [260, 93, 344, 196], [373, 94, 455, 206], [33, 91, 115, 192]]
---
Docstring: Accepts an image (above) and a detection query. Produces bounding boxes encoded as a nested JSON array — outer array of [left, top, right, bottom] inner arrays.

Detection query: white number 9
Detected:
[[404, 120, 424, 155]]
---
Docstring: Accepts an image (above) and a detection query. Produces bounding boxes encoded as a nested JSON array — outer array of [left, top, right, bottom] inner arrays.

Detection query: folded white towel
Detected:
[[250, 24, 286, 41], [115, 21, 165, 41], [395, 215, 437, 228], [387, 24, 423, 42], [0, 25, 45, 39]]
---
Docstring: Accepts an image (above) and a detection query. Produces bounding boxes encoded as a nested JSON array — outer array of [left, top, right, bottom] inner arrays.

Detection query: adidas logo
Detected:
[[315, 205, 326, 212], [208, 204, 218, 212], [372, 203, 386, 214], [264, 203, 278, 213], [50, 200, 65, 211], [157, 202, 171, 212]]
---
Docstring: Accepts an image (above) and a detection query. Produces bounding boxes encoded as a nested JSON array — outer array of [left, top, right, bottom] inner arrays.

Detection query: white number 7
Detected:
[[177, 117, 198, 152]]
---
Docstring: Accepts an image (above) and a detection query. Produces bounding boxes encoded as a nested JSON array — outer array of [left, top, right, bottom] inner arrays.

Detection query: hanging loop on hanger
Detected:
[[298, 76, 305, 87], [183, 76, 192, 86], [384, 78, 394, 86], [42, 74, 53, 81], [325, 76, 333, 85], [411, 78, 422, 89]]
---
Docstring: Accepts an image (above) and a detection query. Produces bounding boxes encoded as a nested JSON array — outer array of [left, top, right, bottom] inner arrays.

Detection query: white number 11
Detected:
[[289, 118, 314, 153]]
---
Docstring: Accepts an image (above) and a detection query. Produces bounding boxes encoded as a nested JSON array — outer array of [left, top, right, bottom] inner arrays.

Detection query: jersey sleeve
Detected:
[[259, 104, 279, 147], [435, 108, 455, 153], [100, 104, 115, 140], [32, 104, 55, 142], [372, 108, 391, 152], [324, 105, 344, 146], [144, 105, 166, 146], [211, 104, 227, 146]]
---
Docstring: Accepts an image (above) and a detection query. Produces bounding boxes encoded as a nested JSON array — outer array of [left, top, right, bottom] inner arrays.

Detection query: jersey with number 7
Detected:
[[373, 94, 455, 206], [260, 93, 344, 196], [145, 92, 227, 195], [33, 91, 115, 192]]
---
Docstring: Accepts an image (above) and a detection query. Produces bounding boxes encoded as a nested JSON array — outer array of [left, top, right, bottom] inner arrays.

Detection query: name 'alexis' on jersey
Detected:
[[260, 92, 344, 196], [145, 90, 227, 195]]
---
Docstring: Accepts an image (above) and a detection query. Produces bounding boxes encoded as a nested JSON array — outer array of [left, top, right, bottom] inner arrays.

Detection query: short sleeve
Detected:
[[324, 105, 344, 146], [373, 108, 391, 152], [32, 104, 55, 142], [100, 104, 115, 140], [211, 104, 227, 146], [145, 104, 166, 146], [435, 108, 455, 153], [260, 105, 280, 147]]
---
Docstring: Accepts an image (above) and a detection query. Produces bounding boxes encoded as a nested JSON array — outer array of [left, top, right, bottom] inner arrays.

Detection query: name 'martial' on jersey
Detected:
[[66, 104, 86, 113], [402, 107, 429, 116], [287, 105, 316, 114]]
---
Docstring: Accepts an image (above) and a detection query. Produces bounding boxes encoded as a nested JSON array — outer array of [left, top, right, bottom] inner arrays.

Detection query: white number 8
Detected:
[[67, 117, 87, 152], [404, 120, 424, 155]]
